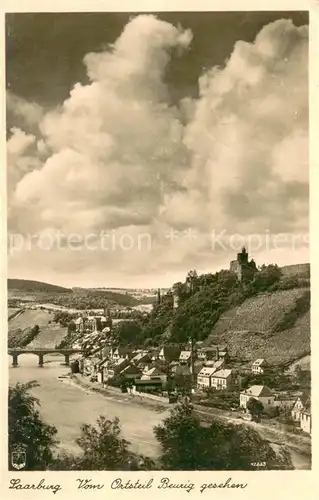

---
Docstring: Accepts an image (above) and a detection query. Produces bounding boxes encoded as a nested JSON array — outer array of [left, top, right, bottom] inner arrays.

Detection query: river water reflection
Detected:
[[9, 354, 165, 458]]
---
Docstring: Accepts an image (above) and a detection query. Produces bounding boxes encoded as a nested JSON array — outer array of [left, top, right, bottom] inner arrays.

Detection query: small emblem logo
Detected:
[[11, 447, 26, 470]]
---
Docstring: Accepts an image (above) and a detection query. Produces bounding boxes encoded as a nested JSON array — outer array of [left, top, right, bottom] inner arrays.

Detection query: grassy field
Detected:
[[9, 309, 54, 331], [27, 324, 68, 349], [8, 308, 23, 319], [205, 288, 310, 365], [8, 308, 67, 349]]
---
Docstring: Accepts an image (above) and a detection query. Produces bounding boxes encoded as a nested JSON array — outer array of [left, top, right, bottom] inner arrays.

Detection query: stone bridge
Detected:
[[8, 347, 83, 367]]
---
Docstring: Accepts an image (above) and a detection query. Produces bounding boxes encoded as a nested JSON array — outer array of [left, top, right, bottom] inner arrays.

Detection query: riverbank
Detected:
[[9, 356, 166, 458], [9, 357, 310, 469], [70, 374, 171, 413], [70, 373, 311, 470]]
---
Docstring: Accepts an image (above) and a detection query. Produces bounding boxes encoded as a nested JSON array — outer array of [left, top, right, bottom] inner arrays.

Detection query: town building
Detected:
[[96, 358, 108, 384], [300, 402, 311, 434], [179, 350, 192, 365], [198, 345, 229, 363], [111, 347, 133, 362], [240, 385, 275, 409], [251, 359, 269, 374], [205, 359, 225, 370], [197, 366, 218, 388], [218, 346, 229, 363], [131, 351, 152, 368], [133, 379, 163, 393], [197, 347, 215, 362], [119, 364, 142, 380], [149, 348, 160, 361], [210, 369, 233, 391], [74, 306, 113, 335], [291, 391, 311, 421], [82, 355, 102, 378], [106, 357, 130, 378], [74, 317, 84, 334], [141, 366, 167, 384]]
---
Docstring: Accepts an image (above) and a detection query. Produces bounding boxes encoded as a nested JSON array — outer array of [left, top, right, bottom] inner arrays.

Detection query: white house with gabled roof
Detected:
[[179, 350, 191, 364], [251, 359, 269, 374], [197, 366, 218, 388], [240, 385, 275, 409], [300, 401, 311, 434], [141, 366, 167, 383], [210, 369, 233, 391], [291, 391, 310, 422]]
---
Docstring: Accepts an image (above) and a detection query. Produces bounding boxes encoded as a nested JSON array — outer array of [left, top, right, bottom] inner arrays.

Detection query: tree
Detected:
[[32, 324, 40, 335], [294, 365, 311, 387], [174, 374, 192, 396], [8, 381, 58, 470], [154, 399, 204, 470], [114, 320, 143, 346], [53, 311, 73, 327], [251, 264, 282, 292], [154, 399, 292, 470], [54, 416, 131, 470], [246, 397, 264, 421], [186, 270, 199, 295], [74, 416, 131, 470], [67, 321, 76, 334], [172, 281, 188, 305]]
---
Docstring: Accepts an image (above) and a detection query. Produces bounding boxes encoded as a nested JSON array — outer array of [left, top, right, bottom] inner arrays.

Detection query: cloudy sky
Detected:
[[6, 11, 309, 288]]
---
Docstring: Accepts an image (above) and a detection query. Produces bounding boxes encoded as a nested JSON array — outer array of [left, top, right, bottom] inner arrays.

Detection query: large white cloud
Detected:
[[182, 19, 308, 235], [7, 16, 309, 286], [7, 127, 42, 200]]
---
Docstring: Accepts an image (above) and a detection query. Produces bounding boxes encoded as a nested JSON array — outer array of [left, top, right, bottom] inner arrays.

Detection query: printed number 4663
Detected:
[[251, 462, 266, 467]]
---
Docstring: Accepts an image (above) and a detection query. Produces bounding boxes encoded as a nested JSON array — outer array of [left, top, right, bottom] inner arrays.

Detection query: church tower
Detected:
[[104, 305, 113, 331]]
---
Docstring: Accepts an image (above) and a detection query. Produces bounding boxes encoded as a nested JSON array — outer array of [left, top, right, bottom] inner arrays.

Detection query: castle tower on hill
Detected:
[[230, 247, 257, 282], [156, 288, 176, 308]]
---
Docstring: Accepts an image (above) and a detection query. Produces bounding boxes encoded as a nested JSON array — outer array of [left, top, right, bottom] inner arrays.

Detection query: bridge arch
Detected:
[[8, 348, 83, 367]]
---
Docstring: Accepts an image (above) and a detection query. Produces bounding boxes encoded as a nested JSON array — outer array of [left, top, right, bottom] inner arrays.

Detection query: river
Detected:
[[8, 354, 167, 458], [8, 354, 310, 470]]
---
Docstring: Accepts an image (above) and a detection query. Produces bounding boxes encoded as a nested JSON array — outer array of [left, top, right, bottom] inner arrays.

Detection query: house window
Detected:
[[268, 399, 271, 404]]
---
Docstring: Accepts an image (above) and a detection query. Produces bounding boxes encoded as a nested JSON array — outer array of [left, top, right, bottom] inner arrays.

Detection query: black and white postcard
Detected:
[[1, 0, 317, 498]]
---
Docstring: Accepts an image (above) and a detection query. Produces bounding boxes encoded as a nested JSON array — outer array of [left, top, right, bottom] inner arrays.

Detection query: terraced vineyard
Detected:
[[204, 288, 310, 365]]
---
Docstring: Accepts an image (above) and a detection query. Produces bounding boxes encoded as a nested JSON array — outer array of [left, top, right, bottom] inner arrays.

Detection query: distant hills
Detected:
[[7, 278, 156, 308], [8, 279, 71, 294]]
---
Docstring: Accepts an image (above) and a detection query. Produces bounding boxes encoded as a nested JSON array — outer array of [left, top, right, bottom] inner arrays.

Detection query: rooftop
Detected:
[[252, 359, 267, 366], [198, 367, 217, 376], [212, 369, 232, 379], [180, 351, 191, 358], [243, 385, 273, 397], [143, 366, 165, 377]]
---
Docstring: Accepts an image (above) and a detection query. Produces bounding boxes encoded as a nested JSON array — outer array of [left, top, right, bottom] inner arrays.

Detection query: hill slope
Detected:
[[9, 309, 54, 331], [8, 279, 71, 294], [204, 288, 310, 365], [8, 280, 154, 307], [8, 308, 67, 349]]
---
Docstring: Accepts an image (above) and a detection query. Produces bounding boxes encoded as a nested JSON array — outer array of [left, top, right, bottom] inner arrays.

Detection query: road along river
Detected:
[[8, 354, 167, 458], [8, 354, 310, 469]]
